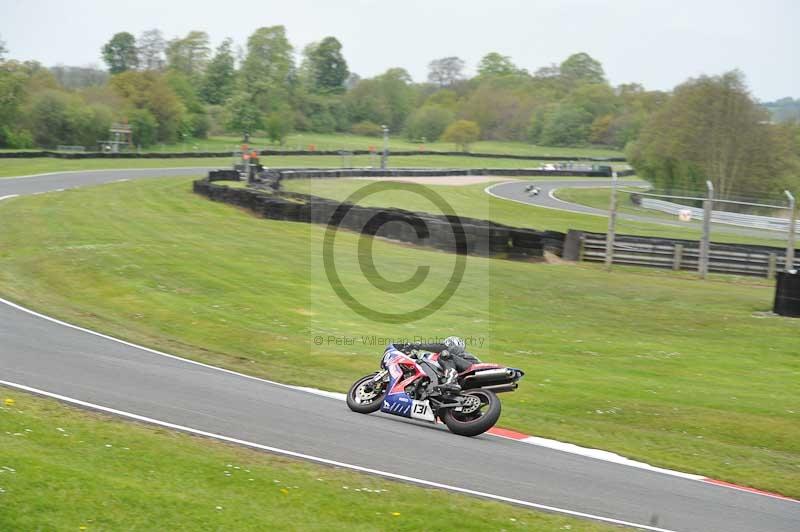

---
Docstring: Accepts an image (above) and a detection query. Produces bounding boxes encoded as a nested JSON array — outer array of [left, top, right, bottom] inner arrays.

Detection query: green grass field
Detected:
[[284, 178, 787, 247], [0, 155, 629, 179], [0, 387, 616, 531], [77, 132, 624, 159], [0, 176, 798, 497]]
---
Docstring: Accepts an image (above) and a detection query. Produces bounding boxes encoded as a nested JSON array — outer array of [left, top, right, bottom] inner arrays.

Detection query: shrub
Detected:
[[405, 105, 454, 142], [351, 121, 383, 137], [266, 112, 293, 145], [127, 108, 158, 147], [441, 120, 480, 152]]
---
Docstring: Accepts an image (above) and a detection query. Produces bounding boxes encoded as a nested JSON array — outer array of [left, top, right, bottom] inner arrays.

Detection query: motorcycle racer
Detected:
[[393, 336, 479, 393]]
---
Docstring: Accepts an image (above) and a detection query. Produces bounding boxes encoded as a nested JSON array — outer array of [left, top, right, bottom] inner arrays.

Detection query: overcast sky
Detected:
[[1, 0, 796, 101]]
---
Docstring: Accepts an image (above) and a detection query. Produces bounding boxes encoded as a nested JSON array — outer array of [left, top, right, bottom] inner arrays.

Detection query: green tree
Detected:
[[224, 92, 263, 137], [567, 83, 618, 118], [460, 80, 541, 141], [110, 71, 185, 142], [0, 35, 7, 60], [0, 60, 60, 147], [425, 89, 459, 110], [102, 32, 139, 74], [629, 71, 791, 197], [165, 31, 211, 79], [200, 38, 235, 105], [240, 26, 294, 113], [344, 68, 414, 131], [559, 52, 605, 86], [265, 111, 293, 145], [166, 71, 208, 138], [441, 120, 480, 152], [302, 37, 349, 93], [293, 91, 348, 133], [405, 105, 454, 141], [0, 63, 26, 143], [589, 114, 615, 144], [477, 52, 521, 77], [539, 104, 593, 146], [127, 108, 158, 147], [27, 90, 111, 148]]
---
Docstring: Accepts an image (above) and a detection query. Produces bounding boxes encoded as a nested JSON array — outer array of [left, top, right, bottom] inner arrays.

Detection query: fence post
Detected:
[[380, 125, 389, 169], [578, 234, 586, 262], [785, 190, 796, 271], [767, 253, 777, 279], [699, 180, 714, 279], [605, 171, 618, 271], [673, 244, 683, 271]]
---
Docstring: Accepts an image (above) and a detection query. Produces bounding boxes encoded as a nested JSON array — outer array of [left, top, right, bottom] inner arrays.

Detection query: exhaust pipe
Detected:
[[462, 368, 515, 386]]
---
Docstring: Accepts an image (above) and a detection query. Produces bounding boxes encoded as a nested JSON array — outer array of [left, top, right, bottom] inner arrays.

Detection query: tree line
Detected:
[[0, 27, 667, 150], [0, 28, 797, 197]]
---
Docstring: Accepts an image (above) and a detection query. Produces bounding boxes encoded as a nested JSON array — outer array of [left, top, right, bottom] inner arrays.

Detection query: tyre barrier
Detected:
[[193, 176, 553, 260]]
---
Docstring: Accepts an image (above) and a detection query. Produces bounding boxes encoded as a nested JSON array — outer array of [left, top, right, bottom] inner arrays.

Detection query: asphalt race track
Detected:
[[1, 168, 798, 532], [486, 179, 790, 241]]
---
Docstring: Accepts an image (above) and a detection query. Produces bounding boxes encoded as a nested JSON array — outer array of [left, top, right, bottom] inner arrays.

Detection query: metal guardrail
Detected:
[[572, 232, 796, 278], [639, 197, 799, 233]]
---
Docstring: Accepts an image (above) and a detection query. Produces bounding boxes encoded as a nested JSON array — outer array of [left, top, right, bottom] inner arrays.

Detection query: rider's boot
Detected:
[[435, 368, 461, 393]]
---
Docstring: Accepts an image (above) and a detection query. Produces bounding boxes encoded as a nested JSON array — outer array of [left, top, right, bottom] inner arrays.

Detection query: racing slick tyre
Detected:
[[441, 389, 501, 437], [346, 373, 388, 414]]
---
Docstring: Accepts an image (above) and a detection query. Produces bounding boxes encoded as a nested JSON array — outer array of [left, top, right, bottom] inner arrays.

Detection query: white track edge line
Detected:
[[0, 295, 345, 402], [1, 178, 791, 502], [0, 194, 19, 201], [0, 294, 762, 488], [0, 379, 677, 532], [0, 295, 710, 484]]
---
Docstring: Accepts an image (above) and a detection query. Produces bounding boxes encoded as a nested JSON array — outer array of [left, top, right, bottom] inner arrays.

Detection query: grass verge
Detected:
[[56, 133, 624, 159], [285, 178, 787, 247], [0, 387, 616, 531], [0, 177, 798, 496], [0, 155, 628, 179]]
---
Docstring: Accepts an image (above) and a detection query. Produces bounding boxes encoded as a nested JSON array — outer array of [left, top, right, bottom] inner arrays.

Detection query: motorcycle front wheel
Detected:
[[346, 373, 388, 414], [441, 389, 501, 437]]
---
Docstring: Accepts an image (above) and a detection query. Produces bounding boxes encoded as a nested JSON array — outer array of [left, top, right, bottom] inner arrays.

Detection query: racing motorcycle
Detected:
[[346, 344, 524, 437]]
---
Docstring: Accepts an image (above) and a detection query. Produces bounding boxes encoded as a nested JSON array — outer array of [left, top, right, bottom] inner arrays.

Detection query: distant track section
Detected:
[[639, 197, 799, 232]]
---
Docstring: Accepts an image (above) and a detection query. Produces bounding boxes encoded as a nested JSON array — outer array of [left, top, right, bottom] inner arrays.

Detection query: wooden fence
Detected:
[[563, 230, 796, 278]]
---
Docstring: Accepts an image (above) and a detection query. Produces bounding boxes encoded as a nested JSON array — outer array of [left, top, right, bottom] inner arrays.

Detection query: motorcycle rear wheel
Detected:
[[441, 389, 501, 437], [346, 373, 388, 414]]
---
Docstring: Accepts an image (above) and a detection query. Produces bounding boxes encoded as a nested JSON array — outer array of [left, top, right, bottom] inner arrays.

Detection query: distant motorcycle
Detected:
[[346, 344, 524, 437], [525, 184, 540, 197]]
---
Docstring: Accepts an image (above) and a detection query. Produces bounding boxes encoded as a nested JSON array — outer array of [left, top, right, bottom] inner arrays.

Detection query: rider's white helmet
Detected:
[[443, 336, 466, 355]]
